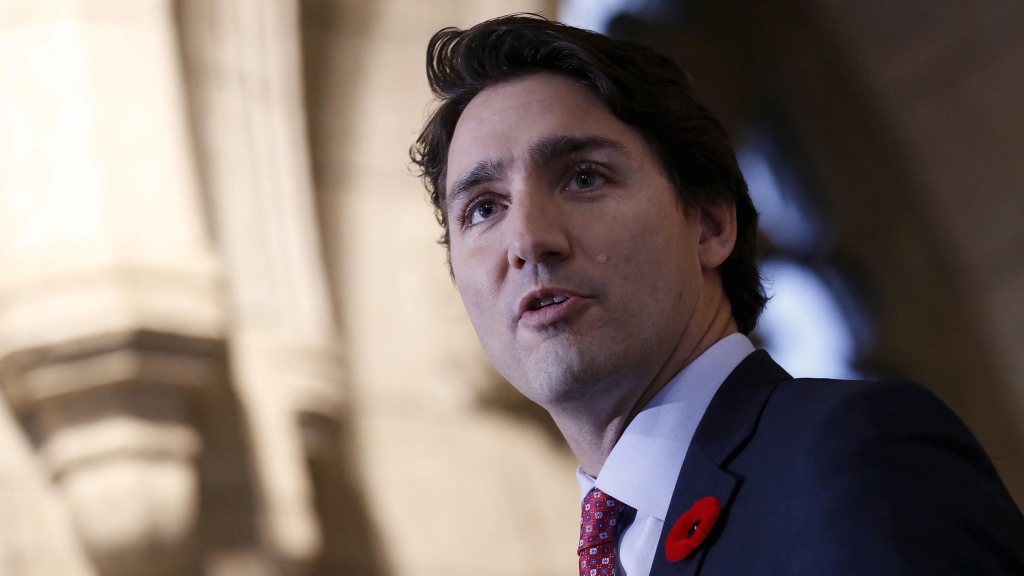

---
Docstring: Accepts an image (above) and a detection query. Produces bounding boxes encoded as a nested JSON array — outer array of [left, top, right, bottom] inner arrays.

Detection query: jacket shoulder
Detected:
[[767, 377, 983, 451], [745, 377, 1024, 574]]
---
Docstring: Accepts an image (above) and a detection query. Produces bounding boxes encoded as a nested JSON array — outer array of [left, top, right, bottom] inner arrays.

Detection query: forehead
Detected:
[[446, 73, 646, 187]]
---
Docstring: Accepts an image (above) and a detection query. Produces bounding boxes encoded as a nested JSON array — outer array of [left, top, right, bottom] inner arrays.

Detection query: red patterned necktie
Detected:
[[578, 488, 627, 576]]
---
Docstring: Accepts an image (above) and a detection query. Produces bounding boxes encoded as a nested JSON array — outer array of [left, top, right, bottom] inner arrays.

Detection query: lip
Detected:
[[517, 286, 592, 328]]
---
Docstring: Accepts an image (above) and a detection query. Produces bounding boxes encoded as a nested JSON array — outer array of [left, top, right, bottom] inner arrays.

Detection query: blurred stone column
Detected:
[[0, 1, 227, 575], [177, 0, 345, 572]]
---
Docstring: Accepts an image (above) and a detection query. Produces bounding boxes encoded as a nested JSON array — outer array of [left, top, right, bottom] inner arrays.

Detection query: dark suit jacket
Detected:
[[649, 350, 1024, 575]]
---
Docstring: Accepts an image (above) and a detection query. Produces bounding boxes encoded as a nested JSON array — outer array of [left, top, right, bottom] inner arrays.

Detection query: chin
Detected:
[[516, 342, 624, 407]]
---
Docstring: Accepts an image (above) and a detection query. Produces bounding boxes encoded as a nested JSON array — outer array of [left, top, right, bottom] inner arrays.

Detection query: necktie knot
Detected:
[[578, 488, 627, 576]]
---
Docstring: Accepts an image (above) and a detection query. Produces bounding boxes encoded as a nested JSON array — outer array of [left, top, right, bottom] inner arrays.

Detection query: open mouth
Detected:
[[530, 295, 569, 310], [518, 288, 588, 326]]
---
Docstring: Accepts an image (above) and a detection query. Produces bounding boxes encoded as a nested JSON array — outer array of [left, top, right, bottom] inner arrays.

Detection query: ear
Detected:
[[697, 198, 737, 272]]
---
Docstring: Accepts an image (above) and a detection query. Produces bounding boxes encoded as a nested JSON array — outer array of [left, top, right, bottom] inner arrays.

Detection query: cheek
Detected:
[[587, 207, 699, 299], [597, 205, 680, 254], [454, 276, 522, 384], [452, 247, 508, 340]]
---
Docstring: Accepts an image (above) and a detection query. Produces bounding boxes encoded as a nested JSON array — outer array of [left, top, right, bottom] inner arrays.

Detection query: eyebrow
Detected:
[[528, 134, 626, 166], [446, 134, 626, 208], [447, 159, 507, 210]]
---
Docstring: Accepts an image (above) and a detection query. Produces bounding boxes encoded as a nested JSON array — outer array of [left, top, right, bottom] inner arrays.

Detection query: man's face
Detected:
[[445, 73, 707, 410]]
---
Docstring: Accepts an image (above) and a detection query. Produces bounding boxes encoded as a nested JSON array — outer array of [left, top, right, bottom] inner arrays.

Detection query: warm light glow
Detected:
[[1, 20, 104, 250]]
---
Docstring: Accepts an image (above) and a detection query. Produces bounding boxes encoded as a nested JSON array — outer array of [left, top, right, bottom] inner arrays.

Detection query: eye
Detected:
[[468, 199, 505, 226], [566, 167, 607, 192]]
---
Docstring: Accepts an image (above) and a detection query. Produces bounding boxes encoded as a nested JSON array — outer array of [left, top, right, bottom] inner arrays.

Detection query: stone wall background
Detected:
[[0, 1, 1022, 575]]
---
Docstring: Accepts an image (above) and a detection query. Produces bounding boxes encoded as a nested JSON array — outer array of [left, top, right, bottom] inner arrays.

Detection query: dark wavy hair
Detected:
[[410, 14, 766, 334]]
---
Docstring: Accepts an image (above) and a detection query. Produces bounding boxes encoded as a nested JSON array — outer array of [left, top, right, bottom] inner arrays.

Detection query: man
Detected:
[[410, 14, 1024, 576]]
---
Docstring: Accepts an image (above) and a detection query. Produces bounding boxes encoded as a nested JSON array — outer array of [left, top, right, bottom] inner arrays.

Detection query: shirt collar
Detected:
[[576, 333, 755, 520]]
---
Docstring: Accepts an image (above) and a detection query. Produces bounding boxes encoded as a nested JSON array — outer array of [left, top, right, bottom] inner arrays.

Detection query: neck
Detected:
[[550, 282, 738, 478]]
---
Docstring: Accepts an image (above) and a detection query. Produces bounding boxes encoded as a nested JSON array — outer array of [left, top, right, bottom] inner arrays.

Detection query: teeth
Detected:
[[534, 295, 569, 309]]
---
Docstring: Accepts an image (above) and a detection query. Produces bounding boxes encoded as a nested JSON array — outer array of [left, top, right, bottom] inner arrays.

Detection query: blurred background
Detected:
[[0, 0, 1022, 574]]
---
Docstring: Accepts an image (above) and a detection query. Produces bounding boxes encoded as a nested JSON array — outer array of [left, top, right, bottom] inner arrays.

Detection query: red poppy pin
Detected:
[[665, 496, 722, 562]]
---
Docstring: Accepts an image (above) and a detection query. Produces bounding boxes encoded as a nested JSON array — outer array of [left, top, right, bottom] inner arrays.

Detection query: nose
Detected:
[[506, 193, 571, 269]]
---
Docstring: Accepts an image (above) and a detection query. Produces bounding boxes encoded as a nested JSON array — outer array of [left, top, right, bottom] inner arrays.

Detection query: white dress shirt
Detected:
[[576, 333, 756, 576]]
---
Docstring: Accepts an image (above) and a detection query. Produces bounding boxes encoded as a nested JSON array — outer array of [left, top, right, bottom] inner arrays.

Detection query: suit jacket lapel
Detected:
[[649, 350, 791, 576]]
